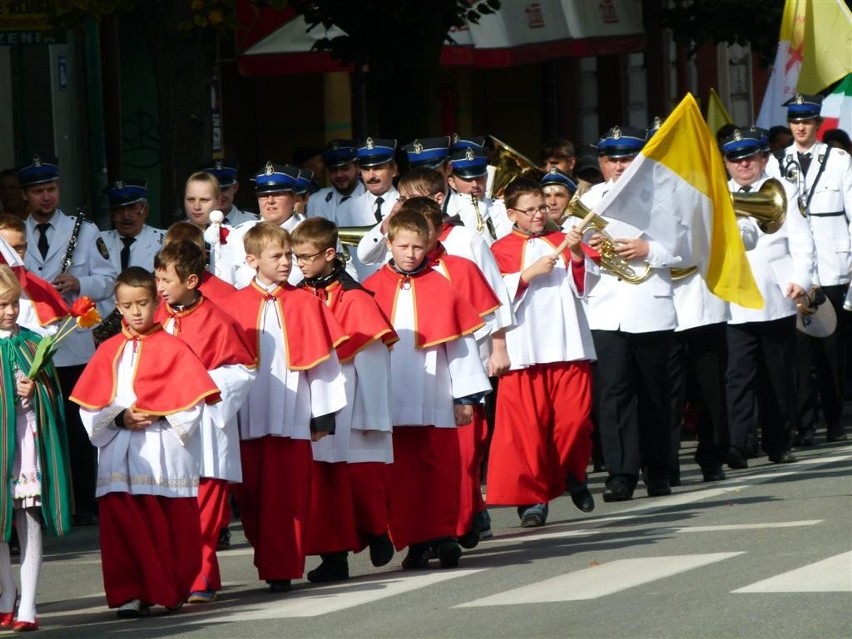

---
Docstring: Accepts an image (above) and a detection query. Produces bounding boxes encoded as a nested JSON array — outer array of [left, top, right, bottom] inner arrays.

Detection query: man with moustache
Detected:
[[308, 140, 366, 224]]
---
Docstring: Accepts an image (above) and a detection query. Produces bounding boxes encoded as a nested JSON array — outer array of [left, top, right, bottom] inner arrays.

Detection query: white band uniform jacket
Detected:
[[79, 342, 204, 498], [672, 217, 759, 332], [728, 174, 815, 324], [355, 188, 401, 276], [780, 142, 852, 286], [24, 210, 119, 366], [577, 181, 679, 333], [444, 191, 513, 244], [217, 214, 305, 289], [99, 224, 165, 314], [307, 182, 367, 225]]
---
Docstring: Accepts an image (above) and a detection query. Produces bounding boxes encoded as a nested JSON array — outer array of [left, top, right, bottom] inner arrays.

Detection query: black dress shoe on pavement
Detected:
[[401, 543, 431, 570], [768, 451, 797, 464], [267, 579, 292, 593], [646, 478, 672, 497], [793, 428, 815, 447], [368, 532, 394, 567], [727, 449, 748, 470], [602, 478, 633, 503], [826, 426, 848, 443], [436, 539, 462, 569], [569, 486, 596, 513], [307, 553, 349, 583], [701, 466, 726, 482]]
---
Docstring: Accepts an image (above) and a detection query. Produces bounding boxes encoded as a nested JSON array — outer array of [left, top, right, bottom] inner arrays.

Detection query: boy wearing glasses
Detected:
[[228, 222, 347, 593], [291, 217, 398, 582], [486, 178, 598, 527], [218, 163, 305, 288]]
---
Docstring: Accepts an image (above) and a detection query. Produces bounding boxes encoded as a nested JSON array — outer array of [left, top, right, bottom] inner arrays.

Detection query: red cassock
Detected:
[[226, 281, 347, 580], [364, 264, 485, 549], [302, 278, 398, 555]]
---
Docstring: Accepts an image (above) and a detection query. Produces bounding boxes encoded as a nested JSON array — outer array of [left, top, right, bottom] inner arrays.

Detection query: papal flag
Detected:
[[757, 0, 852, 128], [594, 94, 763, 309], [705, 88, 733, 137]]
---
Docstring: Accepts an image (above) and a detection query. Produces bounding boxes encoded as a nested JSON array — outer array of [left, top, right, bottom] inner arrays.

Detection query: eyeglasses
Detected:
[[510, 206, 549, 217], [291, 250, 325, 263]]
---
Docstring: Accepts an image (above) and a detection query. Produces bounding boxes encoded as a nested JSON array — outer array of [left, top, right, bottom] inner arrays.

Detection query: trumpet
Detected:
[[337, 224, 375, 261], [565, 194, 652, 284]]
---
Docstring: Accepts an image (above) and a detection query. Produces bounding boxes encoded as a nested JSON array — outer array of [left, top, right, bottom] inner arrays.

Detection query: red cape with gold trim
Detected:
[[226, 281, 347, 370], [491, 229, 596, 274], [303, 280, 398, 363], [200, 271, 237, 306], [429, 243, 501, 318], [363, 263, 485, 349], [70, 325, 221, 415], [154, 295, 255, 369]]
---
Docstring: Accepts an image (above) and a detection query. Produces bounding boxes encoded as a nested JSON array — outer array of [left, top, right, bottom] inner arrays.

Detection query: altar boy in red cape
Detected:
[[292, 218, 398, 583], [226, 222, 347, 593], [363, 210, 491, 570], [154, 241, 256, 603], [70, 267, 220, 618], [486, 177, 598, 528]]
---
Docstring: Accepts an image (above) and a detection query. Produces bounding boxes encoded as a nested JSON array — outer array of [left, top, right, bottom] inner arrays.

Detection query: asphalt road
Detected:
[[20, 432, 852, 639]]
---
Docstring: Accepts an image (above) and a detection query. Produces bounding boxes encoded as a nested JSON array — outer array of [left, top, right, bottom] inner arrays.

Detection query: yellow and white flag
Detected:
[[594, 94, 763, 309], [705, 88, 733, 137]]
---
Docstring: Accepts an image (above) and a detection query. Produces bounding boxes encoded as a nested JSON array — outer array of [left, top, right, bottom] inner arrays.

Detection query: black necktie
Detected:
[[120, 236, 135, 271], [36, 223, 50, 259], [739, 185, 752, 193], [798, 152, 812, 176], [374, 196, 384, 223]]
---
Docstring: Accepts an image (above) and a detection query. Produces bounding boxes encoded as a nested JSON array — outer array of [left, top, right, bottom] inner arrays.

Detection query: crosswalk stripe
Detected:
[[673, 521, 823, 533], [455, 553, 744, 606], [181, 570, 485, 621], [732, 551, 852, 593]]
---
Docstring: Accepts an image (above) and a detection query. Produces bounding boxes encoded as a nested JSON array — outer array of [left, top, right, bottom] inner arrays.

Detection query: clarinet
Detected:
[[60, 204, 86, 274]]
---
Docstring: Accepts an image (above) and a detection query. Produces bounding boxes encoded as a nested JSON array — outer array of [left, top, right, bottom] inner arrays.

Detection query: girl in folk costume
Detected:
[[292, 218, 398, 583], [363, 211, 492, 570], [486, 178, 599, 527], [70, 268, 220, 618], [0, 265, 72, 632]]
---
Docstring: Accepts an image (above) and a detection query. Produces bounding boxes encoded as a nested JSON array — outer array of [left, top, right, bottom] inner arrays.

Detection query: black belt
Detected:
[[809, 211, 846, 218]]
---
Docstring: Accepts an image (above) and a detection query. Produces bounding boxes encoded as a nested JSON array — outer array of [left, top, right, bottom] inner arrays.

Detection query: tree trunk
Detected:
[[137, 1, 217, 225]]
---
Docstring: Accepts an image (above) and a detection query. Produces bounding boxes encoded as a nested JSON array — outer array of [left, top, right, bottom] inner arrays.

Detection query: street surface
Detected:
[[22, 435, 852, 639]]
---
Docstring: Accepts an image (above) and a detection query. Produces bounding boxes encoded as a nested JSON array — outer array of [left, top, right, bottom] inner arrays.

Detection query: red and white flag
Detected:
[[818, 73, 852, 138]]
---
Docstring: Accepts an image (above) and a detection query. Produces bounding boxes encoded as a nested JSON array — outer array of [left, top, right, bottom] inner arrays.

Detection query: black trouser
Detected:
[[670, 323, 730, 472], [796, 284, 849, 431], [592, 329, 673, 488], [56, 364, 98, 517], [726, 316, 796, 458]]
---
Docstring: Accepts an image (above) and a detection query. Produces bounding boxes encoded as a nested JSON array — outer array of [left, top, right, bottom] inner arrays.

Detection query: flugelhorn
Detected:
[[337, 225, 375, 261], [565, 194, 652, 284], [733, 178, 787, 234]]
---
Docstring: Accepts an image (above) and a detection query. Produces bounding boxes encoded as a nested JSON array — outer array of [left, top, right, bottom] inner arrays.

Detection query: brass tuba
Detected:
[[487, 135, 540, 199], [337, 225, 375, 261], [732, 178, 787, 234], [564, 194, 652, 284]]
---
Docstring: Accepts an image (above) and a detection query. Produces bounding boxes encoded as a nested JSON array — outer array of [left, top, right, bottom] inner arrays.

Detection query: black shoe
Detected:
[[457, 529, 480, 549], [602, 478, 633, 503], [368, 532, 394, 567], [768, 451, 797, 464], [668, 471, 682, 488], [267, 579, 292, 593], [307, 553, 349, 583], [217, 527, 231, 551], [435, 540, 462, 569], [793, 428, 816, 447], [727, 449, 748, 470], [646, 478, 672, 497], [701, 466, 726, 482], [401, 543, 430, 570], [826, 426, 848, 443], [569, 486, 595, 513]]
